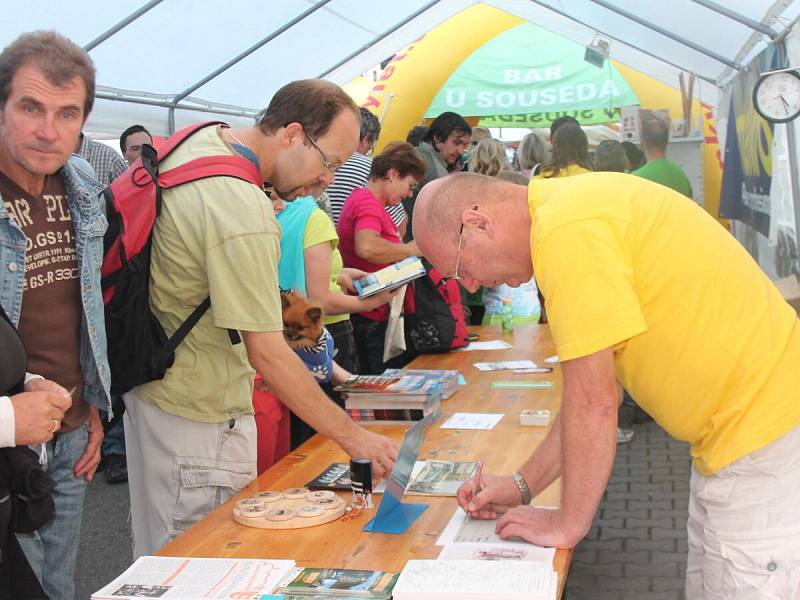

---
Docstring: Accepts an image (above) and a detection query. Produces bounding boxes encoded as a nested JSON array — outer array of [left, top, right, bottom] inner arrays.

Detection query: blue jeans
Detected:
[[102, 415, 126, 456], [17, 424, 89, 600]]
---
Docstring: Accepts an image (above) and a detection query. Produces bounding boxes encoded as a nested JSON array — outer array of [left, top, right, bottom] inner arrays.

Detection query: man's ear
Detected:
[[462, 207, 493, 236], [283, 122, 304, 147]]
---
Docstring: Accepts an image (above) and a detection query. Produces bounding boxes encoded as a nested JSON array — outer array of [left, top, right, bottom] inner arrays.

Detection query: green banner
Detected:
[[425, 23, 638, 118], [479, 108, 621, 128]]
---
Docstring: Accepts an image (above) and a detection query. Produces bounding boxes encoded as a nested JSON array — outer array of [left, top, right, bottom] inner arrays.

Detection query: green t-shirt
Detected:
[[135, 125, 283, 422], [302, 209, 349, 326], [632, 158, 693, 199]]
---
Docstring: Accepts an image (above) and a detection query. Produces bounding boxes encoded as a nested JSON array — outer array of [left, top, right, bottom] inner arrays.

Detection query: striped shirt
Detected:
[[78, 136, 128, 187], [327, 152, 406, 228]]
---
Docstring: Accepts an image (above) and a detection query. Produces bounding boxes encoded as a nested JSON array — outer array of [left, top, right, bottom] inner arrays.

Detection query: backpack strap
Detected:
[[153, 297, 242, 360], [157, 121, 229, 161], [159, 155, 262, 189], [153, 297, 212, 368]]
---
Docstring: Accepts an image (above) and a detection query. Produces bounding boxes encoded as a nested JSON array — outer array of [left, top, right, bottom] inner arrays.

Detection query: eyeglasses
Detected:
[[304, 131, 338, 174], [444, 205, 478, 282]]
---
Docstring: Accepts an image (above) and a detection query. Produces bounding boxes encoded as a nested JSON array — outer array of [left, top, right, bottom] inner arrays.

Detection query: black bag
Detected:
[[0, 447, 54, 600], [406, 261, 470, 354], [101, 122, 262, 394]]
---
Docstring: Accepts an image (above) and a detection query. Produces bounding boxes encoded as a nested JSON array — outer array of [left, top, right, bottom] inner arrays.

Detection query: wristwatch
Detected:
[[512, 472, 533, 505]]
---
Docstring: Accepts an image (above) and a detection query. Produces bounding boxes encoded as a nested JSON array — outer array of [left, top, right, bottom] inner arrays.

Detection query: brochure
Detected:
[[91, 556, 296, 599], [276, 567, 398, 598], [307, 460, 477, 497], [354, 256, 425, 298]]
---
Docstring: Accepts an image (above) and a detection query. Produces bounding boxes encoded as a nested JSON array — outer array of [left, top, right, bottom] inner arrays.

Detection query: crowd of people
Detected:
[[1, 27, 796, 600]]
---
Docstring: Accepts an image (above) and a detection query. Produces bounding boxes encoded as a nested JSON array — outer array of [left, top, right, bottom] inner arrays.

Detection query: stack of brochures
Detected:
[[382, 368, 460, 400], [274, 567, 399, 598], [354, 256, 426, 298], [336, 373, 443, 423]]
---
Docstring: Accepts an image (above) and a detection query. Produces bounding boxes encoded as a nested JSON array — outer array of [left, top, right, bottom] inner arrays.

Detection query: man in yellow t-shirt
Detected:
[[413, 172, 800, 597], [123, 80, 399, 558]]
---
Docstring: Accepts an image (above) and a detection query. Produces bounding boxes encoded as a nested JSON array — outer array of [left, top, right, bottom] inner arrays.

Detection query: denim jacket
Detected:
[[0, 155, 112, 414]]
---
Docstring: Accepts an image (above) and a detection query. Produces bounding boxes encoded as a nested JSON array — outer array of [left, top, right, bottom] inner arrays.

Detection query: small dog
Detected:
[[280, 290, 334, 382]]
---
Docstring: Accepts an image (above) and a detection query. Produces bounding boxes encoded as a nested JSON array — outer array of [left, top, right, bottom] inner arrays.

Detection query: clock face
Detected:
[[753, 70, 800, 123]]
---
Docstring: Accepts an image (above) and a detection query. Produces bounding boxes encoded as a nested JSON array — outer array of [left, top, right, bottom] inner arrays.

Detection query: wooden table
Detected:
[[158, 324, 571, 596]]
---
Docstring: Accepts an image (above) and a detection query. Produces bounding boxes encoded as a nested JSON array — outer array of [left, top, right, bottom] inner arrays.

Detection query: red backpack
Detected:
[[101, 121, 262, 393], [405, 261, 470, 353]]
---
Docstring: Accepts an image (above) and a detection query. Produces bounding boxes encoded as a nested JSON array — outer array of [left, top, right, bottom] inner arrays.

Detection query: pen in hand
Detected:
[[466, 460, 483, 524], [39, 385, 76, 466]]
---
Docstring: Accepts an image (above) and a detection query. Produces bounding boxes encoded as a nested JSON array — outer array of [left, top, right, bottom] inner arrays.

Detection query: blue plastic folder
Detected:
[[363, 414, 437, 534]]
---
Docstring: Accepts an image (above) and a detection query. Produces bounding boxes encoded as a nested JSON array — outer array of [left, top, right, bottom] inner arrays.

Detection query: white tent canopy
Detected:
[[2, 0, 798, 137]]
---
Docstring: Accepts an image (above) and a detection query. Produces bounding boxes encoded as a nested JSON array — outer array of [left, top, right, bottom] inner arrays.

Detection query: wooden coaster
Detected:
[[233, 489, 345, 529], [256, 491, 282, 503]]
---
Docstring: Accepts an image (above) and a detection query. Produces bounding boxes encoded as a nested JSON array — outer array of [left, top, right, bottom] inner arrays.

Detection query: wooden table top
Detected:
[[157, 324, 571, 597]]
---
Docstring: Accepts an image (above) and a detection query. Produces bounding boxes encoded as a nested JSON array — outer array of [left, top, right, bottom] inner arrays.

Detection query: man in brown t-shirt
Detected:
[[0, 32, 111, 600], [0, 173, 88, 431]]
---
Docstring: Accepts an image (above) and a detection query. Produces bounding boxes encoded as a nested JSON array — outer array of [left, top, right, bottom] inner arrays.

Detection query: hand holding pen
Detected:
[[457, 469, 527, 521]]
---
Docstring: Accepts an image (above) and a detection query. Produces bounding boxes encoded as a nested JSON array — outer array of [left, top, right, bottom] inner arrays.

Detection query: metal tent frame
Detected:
[[68, 0, 797, 133]]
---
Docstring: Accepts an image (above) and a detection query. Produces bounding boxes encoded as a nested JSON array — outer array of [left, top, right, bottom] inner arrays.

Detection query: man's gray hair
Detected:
[[0, 31, 96, 116], [359, 108, 381, 146]]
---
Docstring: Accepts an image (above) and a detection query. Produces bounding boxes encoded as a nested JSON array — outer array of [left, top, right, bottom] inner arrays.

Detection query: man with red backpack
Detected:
[[118, 79, 399, 557]]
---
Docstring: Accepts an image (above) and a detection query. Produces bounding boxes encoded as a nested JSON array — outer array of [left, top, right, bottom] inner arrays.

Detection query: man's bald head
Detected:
[[414, 172, 507, 252], [414, 172, 532, 290]]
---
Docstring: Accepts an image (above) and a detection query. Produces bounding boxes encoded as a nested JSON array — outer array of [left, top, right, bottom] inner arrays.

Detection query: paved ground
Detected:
[[566, 421, 691, 600], [75, 472, 131, 599], [76, 421, 690, 600]]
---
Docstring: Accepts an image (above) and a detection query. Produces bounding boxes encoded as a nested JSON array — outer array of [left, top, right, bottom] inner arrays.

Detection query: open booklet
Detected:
[[354, 256, 426, 298], [392, 559, 557, 600], [91, 556, 296, 599], [306, 460, 478, 497]]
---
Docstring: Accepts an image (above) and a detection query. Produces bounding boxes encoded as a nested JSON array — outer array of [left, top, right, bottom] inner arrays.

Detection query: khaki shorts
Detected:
[[686, 425, 800, 599], [123, 391, 256, 558]]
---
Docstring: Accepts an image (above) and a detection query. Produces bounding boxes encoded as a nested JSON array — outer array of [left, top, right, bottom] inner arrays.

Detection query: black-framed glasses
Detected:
[[304, 131, 337, 174], [444, 205, 478, 282]]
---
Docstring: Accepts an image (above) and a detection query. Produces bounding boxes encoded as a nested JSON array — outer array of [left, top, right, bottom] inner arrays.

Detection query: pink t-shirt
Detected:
[[337, 187, 401, 321]]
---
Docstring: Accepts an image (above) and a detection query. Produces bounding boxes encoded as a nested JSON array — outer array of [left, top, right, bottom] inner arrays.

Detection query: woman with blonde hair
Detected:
[[468, 138, 510, 177], [515, 132, 547, 178]]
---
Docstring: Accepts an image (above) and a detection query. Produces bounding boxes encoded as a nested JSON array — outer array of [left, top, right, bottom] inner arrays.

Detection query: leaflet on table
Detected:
[[473, 360, 537, 371], [306, 460, 477, 497], [354, 256, 426, 298], [452, 340, 513, 351], [440, 412, 504, 430], [276, 567, 398, 598], [435, 508, 556, 564], [91, 556, 296, 600]]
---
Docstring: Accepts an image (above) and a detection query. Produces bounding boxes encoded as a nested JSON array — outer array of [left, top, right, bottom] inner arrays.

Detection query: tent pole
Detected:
[[166, 0, 334, 132], [688, 0, 779, 39], [526, 0, 719, 86], [83, 0, 165, 51], [317, 0, 443, 79], [773, 39, 800, 276], [585, 0, 742, 70], [95, 91, 259, 119]]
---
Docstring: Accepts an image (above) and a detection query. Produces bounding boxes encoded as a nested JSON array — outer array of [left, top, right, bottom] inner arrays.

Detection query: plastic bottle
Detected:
[[501, 297, 514, 334]]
